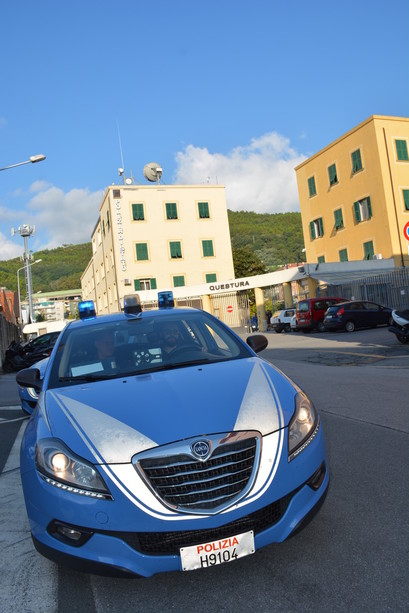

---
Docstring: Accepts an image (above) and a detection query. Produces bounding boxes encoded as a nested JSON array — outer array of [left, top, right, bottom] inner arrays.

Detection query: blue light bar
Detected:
[[78, 300, 96, 320], [158, 291, 175, 308], [124, 294, 142, 315]]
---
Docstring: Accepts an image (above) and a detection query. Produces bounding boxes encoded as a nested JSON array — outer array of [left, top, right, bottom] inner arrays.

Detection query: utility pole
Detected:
[[11, 225, 36, 323]]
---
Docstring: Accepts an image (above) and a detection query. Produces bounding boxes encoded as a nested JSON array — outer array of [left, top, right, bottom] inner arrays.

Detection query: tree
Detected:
[[232, 246, 267, 278]]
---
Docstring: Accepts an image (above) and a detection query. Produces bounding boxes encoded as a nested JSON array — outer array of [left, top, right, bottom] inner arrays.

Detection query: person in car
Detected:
[[159, 323, 184, 356], [94, 329, 117, 370]]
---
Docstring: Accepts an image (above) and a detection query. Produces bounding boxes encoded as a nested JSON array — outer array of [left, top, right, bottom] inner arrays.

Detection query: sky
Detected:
[[0, 0, 408, 261]]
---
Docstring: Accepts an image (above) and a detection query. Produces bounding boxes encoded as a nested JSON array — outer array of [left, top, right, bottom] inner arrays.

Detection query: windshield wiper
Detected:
[[59, 374, 117, 382]]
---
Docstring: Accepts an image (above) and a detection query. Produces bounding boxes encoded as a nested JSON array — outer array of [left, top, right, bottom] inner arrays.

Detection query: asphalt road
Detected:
[[1, 326, 408, 613]]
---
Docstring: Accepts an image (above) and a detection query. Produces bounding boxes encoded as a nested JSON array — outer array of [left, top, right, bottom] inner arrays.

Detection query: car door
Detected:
[[362, 302, 383, 327]]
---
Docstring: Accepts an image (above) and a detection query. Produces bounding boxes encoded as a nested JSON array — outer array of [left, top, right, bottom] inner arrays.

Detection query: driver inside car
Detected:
[[159, 323, 184, 356]]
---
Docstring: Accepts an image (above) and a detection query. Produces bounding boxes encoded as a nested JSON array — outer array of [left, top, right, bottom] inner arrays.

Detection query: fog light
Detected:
[[48, 520, 93, 547], [307, 463, 326, 490]]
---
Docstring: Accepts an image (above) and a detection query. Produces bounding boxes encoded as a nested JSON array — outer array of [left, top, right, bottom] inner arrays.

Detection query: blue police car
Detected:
[[17, 293, 329, 577], [17, 356, 49, 415]]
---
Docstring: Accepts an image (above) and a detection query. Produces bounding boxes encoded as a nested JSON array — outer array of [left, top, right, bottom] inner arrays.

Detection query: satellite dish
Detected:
[[143, 162, 163, 183], [125, 178, 133, 185]]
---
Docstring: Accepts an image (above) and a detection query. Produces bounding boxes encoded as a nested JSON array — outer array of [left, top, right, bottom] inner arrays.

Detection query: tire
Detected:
[[274, 328, 282, 334], [397, 334, 409, 344], [284, 324, 291, 333], [317, 321, 325, 333], [345, 320, 355, 333]]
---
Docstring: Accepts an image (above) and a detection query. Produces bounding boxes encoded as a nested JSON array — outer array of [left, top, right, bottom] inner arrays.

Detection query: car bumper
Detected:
[[323, 320, 343, 331], [21, 428, 329, 578]]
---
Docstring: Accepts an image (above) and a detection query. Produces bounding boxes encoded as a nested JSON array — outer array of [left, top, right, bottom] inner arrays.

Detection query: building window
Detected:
[[339, 248, 348, 262], [206, 273, 217, 283], [132, 203, 145, 221], [317, 255, 325, 263], [106, 210, 110, 231], [113, 189, 121, 198], [134, 278, 157, 291], [308, 176, 317, 197], [395, 139, 409, 161], [309, 218, 324, 240], [363, 240, 375, 260], [170, 241, 182, 259], [198, 202, 210, 218], [403, 189, 409, 211], [202, 239, 214, 257], [334, 208, 344, 229], [166, 202, 178, 220], [102, 219, 105, 236], [135, 243, 149, 261], [354, 196, 372, 222], [173, 275, 185, 287], [351, 149, 363, 173], [328, 163, 338, 186]]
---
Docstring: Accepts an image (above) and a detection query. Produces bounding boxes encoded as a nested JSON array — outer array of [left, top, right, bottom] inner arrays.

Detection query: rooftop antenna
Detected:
[[117, 121, 132, 184]]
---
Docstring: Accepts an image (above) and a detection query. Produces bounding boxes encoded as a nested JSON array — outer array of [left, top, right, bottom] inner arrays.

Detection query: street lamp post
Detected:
[[0, 154, 46, 172], [17, 258, 42, 335]]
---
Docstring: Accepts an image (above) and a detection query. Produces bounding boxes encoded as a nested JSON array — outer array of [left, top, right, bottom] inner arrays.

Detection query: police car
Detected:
[[17, 292, 329, 577]]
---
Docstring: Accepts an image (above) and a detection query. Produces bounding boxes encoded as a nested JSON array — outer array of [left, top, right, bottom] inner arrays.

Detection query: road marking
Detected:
[[0, 422, 58, 612], [0, 405, 23, 411]]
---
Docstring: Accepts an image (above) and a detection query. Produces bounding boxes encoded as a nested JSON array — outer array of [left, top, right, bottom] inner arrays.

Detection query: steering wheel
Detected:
[[167, 344, 203, 358]]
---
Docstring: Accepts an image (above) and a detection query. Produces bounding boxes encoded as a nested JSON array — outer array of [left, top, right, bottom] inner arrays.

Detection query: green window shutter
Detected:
[[206, 273, 217, 283], [396, 140, 409, 161], [403, 189, 409, 211], [150, 278, 157, 290], [106, 210, 110, 230], [366, 196, 372, 218], [354, 201, 361, 222], [334, 209, 343, 229], [198, 202, 210, 218], [351, 149, 362, 173], [102, 219, 105, 236], [317, 255, 325, 263], [328, 164, 338, 186], [318, 218, 324, 236], [173, 275, 185, 287], [310, 221, 316, 240], [170, 241, 182, 258], [202, 240, 214, 257], [134, 280, 141, 291], [132, 203, 144, 221], [363, 241, 374, 260], [136, 243, 148, 261], [166, 203, 178, 219], [339, 248, 348, 262], [308, 176, 316, 197]]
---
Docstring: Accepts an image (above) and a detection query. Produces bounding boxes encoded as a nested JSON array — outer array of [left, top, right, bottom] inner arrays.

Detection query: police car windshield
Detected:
[[49, 311, 251, 388]]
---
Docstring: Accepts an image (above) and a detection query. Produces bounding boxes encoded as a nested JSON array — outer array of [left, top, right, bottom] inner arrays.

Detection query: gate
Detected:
[[210, 291, 250, 329]]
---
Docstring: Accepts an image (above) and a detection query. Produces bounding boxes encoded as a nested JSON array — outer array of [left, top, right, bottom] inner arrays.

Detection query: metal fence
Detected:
[[319, 268, 409, 310]]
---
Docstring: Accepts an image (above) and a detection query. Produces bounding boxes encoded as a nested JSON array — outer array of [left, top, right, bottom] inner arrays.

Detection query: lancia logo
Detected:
[[191, 440, 211, 461]]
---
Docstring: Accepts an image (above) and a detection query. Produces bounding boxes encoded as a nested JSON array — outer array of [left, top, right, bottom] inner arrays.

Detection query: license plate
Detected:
[[180, 530, 255, 571]]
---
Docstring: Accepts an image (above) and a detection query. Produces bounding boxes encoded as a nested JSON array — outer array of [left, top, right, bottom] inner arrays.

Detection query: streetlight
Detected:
[[17, 258, 42, 335], [0, 154, 46, 172]]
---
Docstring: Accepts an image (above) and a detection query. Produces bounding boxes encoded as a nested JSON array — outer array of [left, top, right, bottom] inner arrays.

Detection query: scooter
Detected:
[[2, 340, 50, 372], [388, 309, 409, 344]]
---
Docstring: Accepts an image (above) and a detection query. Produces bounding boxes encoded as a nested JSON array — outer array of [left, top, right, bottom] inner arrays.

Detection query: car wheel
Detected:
[[284, 324, 291, 333], [317, 321, 325, 333], [275, 328, 282, 333], [397, 334, 409, 344], [345, 320, 355, 333]]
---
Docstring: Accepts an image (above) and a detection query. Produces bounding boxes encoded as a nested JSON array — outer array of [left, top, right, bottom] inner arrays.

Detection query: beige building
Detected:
[[81, 184, 235, 314], [295, 115, 409, 268]]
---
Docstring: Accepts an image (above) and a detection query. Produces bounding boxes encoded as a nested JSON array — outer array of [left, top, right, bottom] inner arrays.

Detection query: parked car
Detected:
[[323, 300, 393, 333], [296, 297, 347, 332], [16, 293, 328, 578], [290, 314, 299, 332], [270, 308, 295, 333]]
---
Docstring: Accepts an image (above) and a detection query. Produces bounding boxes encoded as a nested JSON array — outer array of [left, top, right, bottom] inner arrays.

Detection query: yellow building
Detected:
[[81, 183, 235, 314], [295, 115, 409, 268]]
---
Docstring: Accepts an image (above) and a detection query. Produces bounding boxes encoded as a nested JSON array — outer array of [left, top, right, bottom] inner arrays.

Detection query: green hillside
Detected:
[[0, 211, 304, 293]]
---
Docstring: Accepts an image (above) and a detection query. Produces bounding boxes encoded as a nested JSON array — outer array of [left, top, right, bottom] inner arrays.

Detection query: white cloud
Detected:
[[27, 185, 104, 249], [174, 132, 306, 213], [0, 231, 23, 259]]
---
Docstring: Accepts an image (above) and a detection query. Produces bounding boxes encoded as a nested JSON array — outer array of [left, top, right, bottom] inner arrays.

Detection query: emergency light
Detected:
[[78, 301, 96, 320], [124, 294, 142, 315], [158, 291, 174, 308]]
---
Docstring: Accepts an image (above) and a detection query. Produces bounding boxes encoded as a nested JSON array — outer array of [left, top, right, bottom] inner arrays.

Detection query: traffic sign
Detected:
[[403, 221, 409, 241], [227, 305, 233, 313]]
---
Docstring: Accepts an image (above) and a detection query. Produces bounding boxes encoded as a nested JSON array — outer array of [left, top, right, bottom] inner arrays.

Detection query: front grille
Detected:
[[135, 432, 261, 514], [104, 491, 294, 556]]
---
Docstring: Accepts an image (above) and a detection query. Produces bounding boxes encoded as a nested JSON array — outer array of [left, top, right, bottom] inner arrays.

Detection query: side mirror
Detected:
[[246, 334, 268, 354], [16, 368, 42, 393]]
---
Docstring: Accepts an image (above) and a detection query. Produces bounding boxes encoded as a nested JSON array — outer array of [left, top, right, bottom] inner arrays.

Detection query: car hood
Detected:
[[44, 357, 297, 464]]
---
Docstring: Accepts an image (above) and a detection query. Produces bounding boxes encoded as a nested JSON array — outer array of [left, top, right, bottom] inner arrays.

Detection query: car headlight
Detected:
[[288, 392, 319, 461], [35, 439, 112, 499]]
